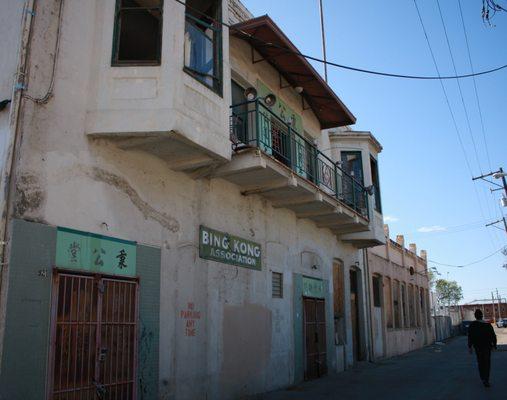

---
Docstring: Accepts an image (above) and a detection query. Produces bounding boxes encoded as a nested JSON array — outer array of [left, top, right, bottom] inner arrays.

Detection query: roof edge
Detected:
[[230, 15, 356, 128]]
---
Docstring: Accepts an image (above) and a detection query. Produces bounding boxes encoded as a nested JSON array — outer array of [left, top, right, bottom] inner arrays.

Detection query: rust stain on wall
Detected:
[[89, 167, 180, 232]]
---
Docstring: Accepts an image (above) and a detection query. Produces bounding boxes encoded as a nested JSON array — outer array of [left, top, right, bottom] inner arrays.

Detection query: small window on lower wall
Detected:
[[112, 0, 163, 66], [272, 272, 283, 298]]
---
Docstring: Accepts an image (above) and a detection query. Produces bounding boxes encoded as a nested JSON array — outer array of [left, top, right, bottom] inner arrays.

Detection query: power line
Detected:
[[428, 246, 505, 267], [174, 0, 507, 81], [458, 0, 493, 172], [413, 0, 499, 250], [436, 0, 483, 175], [406, 218, 497, 236], [412, 1, 472, 177], [464, 287, 507, 293], [455, 0, 505, 246], [22, 0, 65, 104]]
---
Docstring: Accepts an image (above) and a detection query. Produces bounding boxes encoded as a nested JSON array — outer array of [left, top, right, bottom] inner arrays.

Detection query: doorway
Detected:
[[372, 275, 384, 358], [303, 297, 327, 380], [350, 269, 361, 362], [48, 271, 138, 399]]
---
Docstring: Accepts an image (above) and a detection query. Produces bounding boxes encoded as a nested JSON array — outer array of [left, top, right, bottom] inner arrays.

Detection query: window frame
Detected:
[[401, 283, 409, 328], [370, 155, 382, 214], [112, 0, 164, 67], [183, 4, 223, 96], [393, 279, 401, 329], [382, 276, 393, 328], [333, 260, 346, 345], [341, 151, 364, 184]]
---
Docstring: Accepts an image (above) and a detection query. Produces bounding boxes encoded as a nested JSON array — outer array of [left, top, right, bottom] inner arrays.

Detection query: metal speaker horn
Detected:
[[264, 93, 277, 108], [365, 185, 375, 196], [244, 87, 258, 101]]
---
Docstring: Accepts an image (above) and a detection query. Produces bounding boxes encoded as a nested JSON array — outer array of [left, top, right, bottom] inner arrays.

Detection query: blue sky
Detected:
[[241, 0, 507, 303]]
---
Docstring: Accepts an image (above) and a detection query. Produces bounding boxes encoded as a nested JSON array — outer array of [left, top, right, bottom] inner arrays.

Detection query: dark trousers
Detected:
[[475, 348, 491, 382]]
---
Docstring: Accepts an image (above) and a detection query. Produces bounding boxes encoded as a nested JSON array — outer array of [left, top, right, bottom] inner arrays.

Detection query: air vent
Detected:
[[272, 272, 283, 298]]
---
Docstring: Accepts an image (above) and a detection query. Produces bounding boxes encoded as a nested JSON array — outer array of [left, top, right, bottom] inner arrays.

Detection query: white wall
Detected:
[[7, 1, 366, 398]]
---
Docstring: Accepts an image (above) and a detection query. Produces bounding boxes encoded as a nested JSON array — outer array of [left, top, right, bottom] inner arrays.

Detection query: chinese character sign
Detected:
[[302, 276, 325, 299], [56, 227, 137, 277]]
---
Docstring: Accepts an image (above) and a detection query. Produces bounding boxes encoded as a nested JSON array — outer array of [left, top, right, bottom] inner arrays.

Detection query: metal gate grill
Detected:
[[303, 297, 327, 380], [50, 272, 138, 399]]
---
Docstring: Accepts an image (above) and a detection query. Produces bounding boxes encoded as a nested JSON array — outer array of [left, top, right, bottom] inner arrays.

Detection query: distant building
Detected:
[[461, 302, 507, 322], [367, 226, 434, 359]]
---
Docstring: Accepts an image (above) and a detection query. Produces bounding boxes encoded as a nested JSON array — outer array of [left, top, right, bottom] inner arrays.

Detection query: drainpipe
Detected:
[[0, 0, 37, 369], [362, 248, 375, 362]]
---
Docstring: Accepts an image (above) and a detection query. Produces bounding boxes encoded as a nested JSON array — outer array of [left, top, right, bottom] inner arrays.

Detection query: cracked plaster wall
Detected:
[[8, 1, 366, 399]]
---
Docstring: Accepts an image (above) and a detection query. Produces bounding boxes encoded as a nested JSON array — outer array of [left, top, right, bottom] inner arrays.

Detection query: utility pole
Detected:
[[498, 167, 507, 199], [486, 217, 507, 233], [491, 292, 497, 322], [472, 167, 507, 233], [318, 0, 328, 82], [497, 289, 503, 320]]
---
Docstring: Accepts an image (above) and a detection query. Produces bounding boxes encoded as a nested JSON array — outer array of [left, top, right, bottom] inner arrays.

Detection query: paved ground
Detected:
[[259, 327, 507, 400]]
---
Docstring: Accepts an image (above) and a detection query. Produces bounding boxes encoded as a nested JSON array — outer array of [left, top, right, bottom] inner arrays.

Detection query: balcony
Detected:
[[214, 99, 370, 235]]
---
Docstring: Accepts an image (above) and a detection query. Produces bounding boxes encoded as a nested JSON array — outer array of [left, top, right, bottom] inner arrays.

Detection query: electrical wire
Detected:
[[453, 0, 504, 247], [428, 246, 505, 268], [22, 0, 64, 104], [458, 0, 493, 172], [413, 1, 472, 175], [436, 0, 483, 175], [173, 0, 507, 81], [413, 0, 500, 251]]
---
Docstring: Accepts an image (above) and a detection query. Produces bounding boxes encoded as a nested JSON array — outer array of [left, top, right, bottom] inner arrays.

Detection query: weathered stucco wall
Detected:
[[5, 1, 366, 399], [368, 235, 434, 359]]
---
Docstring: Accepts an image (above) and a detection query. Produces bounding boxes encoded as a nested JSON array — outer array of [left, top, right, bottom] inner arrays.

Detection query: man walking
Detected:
[[468, 309, 497, 387]]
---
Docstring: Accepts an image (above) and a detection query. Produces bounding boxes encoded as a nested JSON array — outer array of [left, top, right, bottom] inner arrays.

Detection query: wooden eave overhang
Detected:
[[230, 15, 356, 129]]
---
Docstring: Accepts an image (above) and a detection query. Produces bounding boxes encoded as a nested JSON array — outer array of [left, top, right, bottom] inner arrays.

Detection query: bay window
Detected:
[[112, 0, 163, 65]]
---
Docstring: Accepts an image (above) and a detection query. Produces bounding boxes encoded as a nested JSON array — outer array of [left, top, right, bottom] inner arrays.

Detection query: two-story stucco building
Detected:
[[0, 1, 387, 399], [367, 226, 434, 359]]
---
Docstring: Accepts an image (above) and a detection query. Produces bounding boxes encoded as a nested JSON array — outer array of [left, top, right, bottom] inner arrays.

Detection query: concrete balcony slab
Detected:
[[214, 149, 370, 234], [88, 130, 228, 175], [340, 210, 386, 248]]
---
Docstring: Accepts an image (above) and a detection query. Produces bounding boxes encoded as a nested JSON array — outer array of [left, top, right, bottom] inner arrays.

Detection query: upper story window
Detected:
[[341, 151, 366, 211], [341, 151, 364, 183], [112, 0, 163, 66], [184, 0, 222, 95], [370, 156, 382, 213]]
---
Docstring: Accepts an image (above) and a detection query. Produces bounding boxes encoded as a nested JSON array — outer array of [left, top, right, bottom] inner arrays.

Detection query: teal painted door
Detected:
[[49, 272, 138, 399]]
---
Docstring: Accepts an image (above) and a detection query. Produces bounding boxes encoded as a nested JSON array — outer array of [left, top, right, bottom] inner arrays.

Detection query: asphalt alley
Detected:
[[258, 328, 507, 400]]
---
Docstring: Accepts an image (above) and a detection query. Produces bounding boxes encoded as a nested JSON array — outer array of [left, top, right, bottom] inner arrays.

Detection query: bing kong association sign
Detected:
[[199, 225, 262, 270]]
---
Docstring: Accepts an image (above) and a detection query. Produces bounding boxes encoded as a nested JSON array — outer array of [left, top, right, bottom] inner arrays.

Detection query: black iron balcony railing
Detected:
[[230, 99, 369, 218]]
